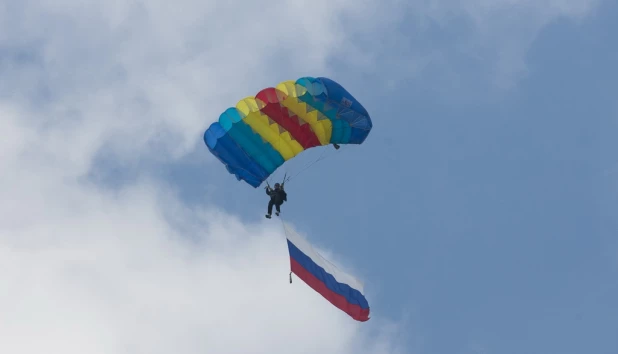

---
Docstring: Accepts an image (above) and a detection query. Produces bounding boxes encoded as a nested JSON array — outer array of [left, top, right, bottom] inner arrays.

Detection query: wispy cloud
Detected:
[[0, 0, 605, 353], [368, 0, 601, 92], [0, 174, 404, 353], [0, 103, 406, 352], [0, 0, 404, 169], [0, 1, 407, 353]]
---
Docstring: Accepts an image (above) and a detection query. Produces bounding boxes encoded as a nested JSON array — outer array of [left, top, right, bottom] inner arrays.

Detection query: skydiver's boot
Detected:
[[265, 214, 271, 219], [275, 211, 280, 216]]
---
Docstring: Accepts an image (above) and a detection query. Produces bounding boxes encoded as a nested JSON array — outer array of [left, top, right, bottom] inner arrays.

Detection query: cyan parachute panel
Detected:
[[219, 108, 284, 175]]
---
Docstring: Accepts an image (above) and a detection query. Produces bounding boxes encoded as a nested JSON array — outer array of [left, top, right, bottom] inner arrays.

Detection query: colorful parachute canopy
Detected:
[[203, 77, 372, 187]]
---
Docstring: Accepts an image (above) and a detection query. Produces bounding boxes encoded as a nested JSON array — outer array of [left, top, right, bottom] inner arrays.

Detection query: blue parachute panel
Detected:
[[203, 122, 267, 187]]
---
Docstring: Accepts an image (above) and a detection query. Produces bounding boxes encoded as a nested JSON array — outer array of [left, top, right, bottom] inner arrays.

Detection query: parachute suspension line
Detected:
[[281, 172, 288, 186], [265, 143, 350, 187], [285, 144, 347, 184], [266, 170, 288, 187]]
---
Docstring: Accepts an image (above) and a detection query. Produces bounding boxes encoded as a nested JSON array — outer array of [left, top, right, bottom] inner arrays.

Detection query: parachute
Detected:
[[203, 77, 372, 187]]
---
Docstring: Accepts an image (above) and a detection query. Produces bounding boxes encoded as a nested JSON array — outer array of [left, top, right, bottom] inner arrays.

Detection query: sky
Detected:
[[1, 0, 617, 353]]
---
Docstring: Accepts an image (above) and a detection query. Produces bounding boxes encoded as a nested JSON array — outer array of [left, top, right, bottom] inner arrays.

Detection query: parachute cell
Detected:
[[203, 77, 372, 187]]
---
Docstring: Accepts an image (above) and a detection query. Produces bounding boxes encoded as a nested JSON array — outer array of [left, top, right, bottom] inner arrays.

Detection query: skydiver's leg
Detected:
[[266, 200, 274, 218], [275, 202, 281, 216]]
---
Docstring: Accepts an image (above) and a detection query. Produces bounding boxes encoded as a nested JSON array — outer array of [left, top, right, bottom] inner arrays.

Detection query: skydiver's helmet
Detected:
[[274, 183, 280, 189]]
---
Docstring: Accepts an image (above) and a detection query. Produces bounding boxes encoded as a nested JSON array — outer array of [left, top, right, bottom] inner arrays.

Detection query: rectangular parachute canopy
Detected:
[[284, 223, 370, 322], [203, 76, 372, 188]]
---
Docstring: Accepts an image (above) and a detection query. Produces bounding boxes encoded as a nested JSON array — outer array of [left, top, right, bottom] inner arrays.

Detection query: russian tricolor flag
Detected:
[[284, 223, 370, 321]]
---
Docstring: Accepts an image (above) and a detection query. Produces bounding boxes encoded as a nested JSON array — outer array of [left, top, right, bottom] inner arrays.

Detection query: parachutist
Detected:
[[333, 143, 340, 150], [265, 183, 287, 219]]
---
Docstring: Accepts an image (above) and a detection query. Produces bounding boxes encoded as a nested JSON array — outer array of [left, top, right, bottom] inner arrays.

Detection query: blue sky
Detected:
[[1, 0, 617, 353], [173, 2, 618, 353]]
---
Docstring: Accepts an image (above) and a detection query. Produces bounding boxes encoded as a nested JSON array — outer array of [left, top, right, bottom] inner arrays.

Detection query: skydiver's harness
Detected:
[[265, 173, 288, 203], [266, 172, 289, 188]]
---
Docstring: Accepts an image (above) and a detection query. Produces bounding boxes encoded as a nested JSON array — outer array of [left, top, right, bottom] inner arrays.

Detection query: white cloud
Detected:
[[0, 1, 406, 353], [0, 173, 403, 354], [1, 0, 601, 352], [0, 107, 404, 353], [0, 0, 380, 168]]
